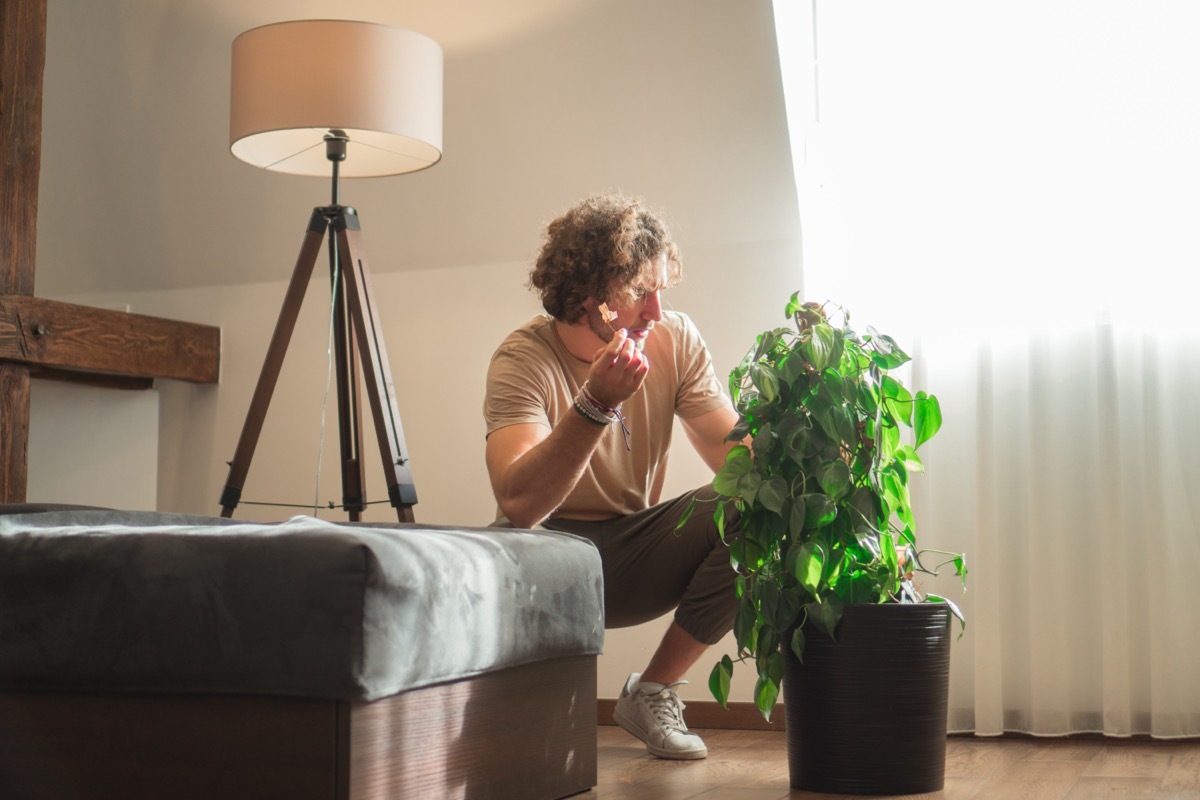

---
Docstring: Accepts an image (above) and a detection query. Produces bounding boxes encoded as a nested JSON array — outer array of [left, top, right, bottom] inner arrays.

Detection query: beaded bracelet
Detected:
[[574, 381, 632, 450], [573, 397, 610, 426]]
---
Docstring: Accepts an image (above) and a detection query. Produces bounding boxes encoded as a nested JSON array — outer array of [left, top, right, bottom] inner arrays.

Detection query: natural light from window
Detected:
[[773, 0, 1200, 336]]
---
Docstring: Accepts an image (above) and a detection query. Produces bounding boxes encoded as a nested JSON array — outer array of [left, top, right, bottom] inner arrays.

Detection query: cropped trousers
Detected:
[[540, 486, 740, 646]]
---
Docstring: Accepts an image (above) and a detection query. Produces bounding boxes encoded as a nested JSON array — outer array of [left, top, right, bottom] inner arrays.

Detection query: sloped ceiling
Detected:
[[35, 0, 796, 295]]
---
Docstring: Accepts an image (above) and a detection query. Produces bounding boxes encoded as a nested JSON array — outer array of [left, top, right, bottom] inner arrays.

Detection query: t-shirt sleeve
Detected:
[[673, 313, 731, 420], [483, 343, 554, 436]]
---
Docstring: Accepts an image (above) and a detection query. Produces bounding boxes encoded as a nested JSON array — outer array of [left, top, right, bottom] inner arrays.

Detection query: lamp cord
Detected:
[[312, 255, 342, 517]]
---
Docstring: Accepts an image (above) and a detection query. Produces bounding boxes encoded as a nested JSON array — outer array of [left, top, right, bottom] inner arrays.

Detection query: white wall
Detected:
[[27, 381, 159, 511], [33, 0, 802, 706]]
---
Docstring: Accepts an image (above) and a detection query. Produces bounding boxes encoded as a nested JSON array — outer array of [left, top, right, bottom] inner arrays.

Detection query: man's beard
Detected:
[[585, 305, 648, 349], [586, 305, 616, 343]]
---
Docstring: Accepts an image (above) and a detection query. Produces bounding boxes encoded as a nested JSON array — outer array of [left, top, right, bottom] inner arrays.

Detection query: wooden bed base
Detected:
[[0, 655, 597, 800]]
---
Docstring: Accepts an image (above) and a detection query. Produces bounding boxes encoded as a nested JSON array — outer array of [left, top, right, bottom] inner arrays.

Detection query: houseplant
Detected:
[[679, 293, 967, 794]]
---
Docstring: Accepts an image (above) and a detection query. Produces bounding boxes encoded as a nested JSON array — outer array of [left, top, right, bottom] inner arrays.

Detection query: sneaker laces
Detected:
[[642, 684, 690, 734]]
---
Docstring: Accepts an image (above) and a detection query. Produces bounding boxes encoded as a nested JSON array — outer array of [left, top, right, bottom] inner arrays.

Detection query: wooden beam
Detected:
[[0, 363, 29, 501], [3, 0, 222, 505], [0, 295, 219, 384], [1, 0, 45, 298], [1, 0, 47, 503]]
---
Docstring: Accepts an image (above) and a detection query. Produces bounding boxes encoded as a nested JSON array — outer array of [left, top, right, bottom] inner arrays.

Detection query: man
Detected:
[[483, 192, 742, 760]]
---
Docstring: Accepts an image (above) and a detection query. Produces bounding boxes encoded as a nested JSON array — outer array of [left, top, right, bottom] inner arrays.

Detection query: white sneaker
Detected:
[[613, 672, 707, 760]]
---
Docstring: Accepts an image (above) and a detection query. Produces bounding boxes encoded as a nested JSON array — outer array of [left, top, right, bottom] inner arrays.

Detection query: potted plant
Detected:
[[679, 293, 967, 795]]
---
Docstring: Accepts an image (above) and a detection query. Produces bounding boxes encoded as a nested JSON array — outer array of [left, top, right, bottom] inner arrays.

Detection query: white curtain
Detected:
[[774, 0, 1200, 737]]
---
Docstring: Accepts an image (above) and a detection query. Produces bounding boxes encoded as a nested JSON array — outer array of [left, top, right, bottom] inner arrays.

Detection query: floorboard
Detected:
[[581, 726, 1200, 799]]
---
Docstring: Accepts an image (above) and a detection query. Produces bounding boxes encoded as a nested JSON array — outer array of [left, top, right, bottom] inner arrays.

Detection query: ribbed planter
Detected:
[[783, 603, 952, 795]]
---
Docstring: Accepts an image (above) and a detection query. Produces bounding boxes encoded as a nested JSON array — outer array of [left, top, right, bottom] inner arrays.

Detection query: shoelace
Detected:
[[643, 684, 690, 733]]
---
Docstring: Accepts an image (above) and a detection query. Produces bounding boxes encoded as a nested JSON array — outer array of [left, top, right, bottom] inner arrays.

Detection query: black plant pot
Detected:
[[783, 603, 952, 795]]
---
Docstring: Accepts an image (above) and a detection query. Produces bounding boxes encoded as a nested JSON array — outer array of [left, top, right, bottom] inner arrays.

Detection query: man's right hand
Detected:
[[586, 328, 650, 409]]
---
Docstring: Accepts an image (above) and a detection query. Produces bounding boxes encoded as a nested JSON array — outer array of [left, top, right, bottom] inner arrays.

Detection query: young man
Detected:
[[483, 193, 741, 760]]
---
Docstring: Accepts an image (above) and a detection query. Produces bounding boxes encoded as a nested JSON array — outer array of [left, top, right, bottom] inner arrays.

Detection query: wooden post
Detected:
[[1, 0, 218, 504], [0, 0, 47, 503]]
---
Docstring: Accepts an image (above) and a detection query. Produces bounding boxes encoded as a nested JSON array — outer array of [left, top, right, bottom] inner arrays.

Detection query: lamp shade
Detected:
[[230, 19, 443, 177]]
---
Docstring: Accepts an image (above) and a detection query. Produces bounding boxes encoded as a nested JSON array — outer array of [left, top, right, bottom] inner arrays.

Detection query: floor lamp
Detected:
[[219, 20, 442, 523]]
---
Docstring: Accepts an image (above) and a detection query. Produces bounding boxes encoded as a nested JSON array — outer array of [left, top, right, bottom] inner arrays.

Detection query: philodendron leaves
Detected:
[[757, 476, 789, 514], [701, 296, 965, 720], [817, 460, 851, 499], [750, 362, 780, 404], [713, 446, 753, 497], [788, 541, 825, 595], [803, 323, 838, 372], [710, 655, 734, 708], [914, 391, 943, 448], [803, 493, 837, 529], [805, 595, 844, 640]]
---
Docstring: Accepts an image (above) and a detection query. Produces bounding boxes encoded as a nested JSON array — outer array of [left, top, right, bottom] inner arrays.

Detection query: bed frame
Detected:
[[0, 655, 597, 800]]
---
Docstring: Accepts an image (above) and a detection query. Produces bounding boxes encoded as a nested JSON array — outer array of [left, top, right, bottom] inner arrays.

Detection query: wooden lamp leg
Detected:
[[219, 206, 417, 523]]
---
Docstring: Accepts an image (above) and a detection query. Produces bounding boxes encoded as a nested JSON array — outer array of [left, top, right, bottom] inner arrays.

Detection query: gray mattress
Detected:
[[0, 511, 604, 701]]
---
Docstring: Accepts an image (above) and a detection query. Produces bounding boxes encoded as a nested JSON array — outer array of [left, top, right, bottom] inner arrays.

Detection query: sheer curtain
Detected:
[[774, 0, 1200, 737]]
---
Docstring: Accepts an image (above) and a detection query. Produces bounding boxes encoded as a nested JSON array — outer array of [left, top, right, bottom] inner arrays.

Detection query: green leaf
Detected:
[[824, 549, 846, 585], [778, 415, 808, 462], [877, 419, 901, 458], [713, 446, 753, 496], [734, 594, 759, 650], [953, 553, 969, 590], [790, 627, 806, 663], [709, 655, 733, 708], [789, 496, 807, 536], [755, 622, 781, 664], [804, 595, 844, 639], [766, 651, 786, 685], [750, 363, 780, 404], [881, 374, 914, 425], [785, 291, 803, 319], [792, 541, 826, 594], [803, 493, 837, 529], [738, 472, 763, 507], [775, 587, 801, 630], [754, 674, 780, 721], [866, 326, 911, 369], [913, 392, 943, 448], [806, 323, 837, 372], [757, 581, 781, 626], [752, 422, 775, 460], [714, 500, 727, 540], [778, 351, 806, 386], [896, 444, 924, 473], [726, 419, 753, 442], [817, 460, 851, 500], [849, 487, 881, 529], [927, 594, 967, 636], [675, 497, 696, 531], [880, 531, 898, 575], [758, 476, 788, 513]]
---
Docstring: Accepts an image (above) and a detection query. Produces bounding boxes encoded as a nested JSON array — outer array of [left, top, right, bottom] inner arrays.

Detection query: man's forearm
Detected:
[[494, 409, 608, 528]]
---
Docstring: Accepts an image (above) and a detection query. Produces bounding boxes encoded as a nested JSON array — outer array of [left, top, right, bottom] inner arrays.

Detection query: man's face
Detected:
[[586, 253, 669, 346]]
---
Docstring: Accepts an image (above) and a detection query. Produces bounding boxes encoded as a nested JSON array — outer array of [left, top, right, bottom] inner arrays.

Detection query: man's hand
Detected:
[[586, 328, 650, 409]]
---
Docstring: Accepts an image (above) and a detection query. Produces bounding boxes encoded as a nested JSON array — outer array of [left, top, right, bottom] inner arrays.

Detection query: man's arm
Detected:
[[680, 403, 742, 473], [485, 414, 607, 528], [486, 328, 649, 528]]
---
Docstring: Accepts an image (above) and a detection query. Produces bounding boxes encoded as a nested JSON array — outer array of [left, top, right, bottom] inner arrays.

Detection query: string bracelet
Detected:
[[574, 381, 632, 451]]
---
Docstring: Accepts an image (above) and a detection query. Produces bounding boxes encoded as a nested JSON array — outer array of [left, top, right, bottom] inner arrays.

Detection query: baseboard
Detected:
[[599, 701, 1200, 740], [599, 698, 781, 731]]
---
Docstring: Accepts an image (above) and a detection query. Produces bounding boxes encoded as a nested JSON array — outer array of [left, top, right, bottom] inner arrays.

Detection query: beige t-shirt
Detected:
[[484, 310, 729, 520]]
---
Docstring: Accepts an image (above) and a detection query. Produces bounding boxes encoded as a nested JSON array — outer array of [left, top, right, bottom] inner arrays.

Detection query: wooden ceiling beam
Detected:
[[0, 294, 219, 384]]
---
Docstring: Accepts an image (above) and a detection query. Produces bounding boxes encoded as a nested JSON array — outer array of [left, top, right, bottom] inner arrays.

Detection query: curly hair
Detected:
[[529, 193, 682, 323]]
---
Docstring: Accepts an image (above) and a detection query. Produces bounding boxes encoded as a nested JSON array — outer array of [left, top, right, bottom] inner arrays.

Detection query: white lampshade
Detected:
[[230, 19, 443, 178]]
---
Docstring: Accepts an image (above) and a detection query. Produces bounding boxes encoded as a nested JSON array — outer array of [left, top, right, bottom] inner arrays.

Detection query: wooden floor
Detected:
[[580, 726, 1200, 799]]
